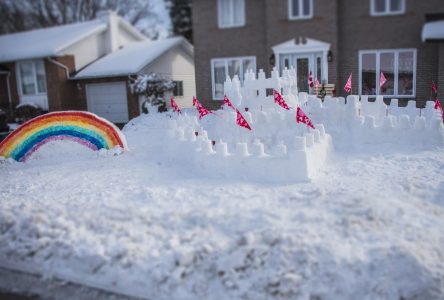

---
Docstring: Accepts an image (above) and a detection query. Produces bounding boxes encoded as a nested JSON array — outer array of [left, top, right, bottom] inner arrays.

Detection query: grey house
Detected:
[[192, 0, 444, 109]]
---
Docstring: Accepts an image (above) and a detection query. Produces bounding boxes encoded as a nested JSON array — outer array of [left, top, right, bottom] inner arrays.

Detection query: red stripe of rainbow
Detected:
[[0, 111, 128, 162]]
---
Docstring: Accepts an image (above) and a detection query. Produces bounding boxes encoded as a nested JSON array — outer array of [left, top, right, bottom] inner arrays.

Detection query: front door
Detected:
[[279, 53, 324, 93], [296, 56, 310, 93]]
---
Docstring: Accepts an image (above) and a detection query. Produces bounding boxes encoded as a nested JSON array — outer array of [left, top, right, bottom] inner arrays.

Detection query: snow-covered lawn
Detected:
[[0, 114, 443, 300]]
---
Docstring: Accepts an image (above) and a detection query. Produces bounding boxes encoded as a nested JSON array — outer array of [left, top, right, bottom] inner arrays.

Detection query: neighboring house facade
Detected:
[[0, 11, 195, 124], [192, 0, 444, 109]]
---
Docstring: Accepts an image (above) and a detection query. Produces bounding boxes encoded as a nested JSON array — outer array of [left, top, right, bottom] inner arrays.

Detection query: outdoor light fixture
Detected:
[[269, 54, 275, 66], [327, 50, 333, 62]]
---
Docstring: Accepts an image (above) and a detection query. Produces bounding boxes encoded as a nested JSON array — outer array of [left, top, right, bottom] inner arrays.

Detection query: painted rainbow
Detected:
[[0, 111, 128, 162]]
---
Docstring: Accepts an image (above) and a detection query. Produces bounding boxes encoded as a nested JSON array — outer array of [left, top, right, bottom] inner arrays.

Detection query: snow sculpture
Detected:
[[0, 111, 127, 162]]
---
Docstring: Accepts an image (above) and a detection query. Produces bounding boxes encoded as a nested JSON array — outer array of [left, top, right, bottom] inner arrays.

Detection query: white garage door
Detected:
[[86, 82, 129, 123]]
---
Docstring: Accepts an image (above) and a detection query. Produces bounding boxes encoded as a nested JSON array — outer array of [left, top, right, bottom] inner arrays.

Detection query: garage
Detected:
[[85, 82, 129, 123]]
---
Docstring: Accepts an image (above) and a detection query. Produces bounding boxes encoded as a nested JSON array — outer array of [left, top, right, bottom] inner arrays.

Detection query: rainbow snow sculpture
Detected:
[[0, 111, 127, 162]]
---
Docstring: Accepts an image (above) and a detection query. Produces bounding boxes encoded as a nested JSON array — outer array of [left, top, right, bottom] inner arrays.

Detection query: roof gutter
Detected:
[[47, 57, 72, 80]]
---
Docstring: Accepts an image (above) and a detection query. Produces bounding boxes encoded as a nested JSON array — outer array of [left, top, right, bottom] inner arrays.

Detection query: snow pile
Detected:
[[306, 94, 444, 149], [0, 135, 443, 299], [161, 110, 331, 182]]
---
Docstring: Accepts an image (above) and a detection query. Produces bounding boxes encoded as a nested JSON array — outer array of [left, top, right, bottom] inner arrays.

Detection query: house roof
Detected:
[[74, 37, 193, 79], [422, 20, 444, 42], [0, 20, 107, 63]]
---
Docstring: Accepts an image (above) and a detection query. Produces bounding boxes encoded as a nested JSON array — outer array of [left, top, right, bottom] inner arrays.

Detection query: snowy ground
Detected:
[[0, 114, 443, 300]]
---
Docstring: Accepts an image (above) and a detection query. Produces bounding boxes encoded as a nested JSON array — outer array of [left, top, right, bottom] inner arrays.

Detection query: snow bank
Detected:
[[308, 95, 444, 149]]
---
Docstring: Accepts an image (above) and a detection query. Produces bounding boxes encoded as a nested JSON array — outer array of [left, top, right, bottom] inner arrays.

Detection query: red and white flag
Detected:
[[223, 95, 235, 110], [379, 72, 387, 88], [432, 81, 438, 94], [308, 71, 314, 88], [296, 106, 315, 129], [273, 89, 290, 110], [344, 73, 352, 94], [170, 97, 181, 114], [193, 96, 212, 119], [435, 99, 444, 120], [236, 109, 252, 130], [315, 77, 320, 90]]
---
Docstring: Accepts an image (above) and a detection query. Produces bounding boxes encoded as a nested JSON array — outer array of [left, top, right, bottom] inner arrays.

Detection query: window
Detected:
[[371, 0, 405, 16], [288, 0, 313, 20], [359, 49, 416, 97], [17, 60, 47, 96], [218, 0, 245, 28], [211, 56, 256, 100], [173, 81, 184, 97]]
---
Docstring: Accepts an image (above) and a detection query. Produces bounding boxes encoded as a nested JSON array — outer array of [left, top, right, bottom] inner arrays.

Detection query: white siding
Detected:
[[61, 32, 108, 70], [139, 46, 196, 108]]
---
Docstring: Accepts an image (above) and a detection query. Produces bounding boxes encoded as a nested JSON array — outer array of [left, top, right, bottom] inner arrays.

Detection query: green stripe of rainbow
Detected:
[[0, 111, 128, 162]]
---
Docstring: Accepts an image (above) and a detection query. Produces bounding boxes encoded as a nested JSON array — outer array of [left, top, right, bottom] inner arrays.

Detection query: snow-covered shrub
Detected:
[[15, 103, 42, 123], [130, 73, 175, 113]]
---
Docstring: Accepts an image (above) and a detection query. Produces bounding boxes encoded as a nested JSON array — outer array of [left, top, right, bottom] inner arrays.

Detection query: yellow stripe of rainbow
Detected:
[[0, 111, 127, 162]]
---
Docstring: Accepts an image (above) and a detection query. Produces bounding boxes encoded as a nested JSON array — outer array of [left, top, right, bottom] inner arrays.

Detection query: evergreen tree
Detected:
[[166, 0, 192, 44]]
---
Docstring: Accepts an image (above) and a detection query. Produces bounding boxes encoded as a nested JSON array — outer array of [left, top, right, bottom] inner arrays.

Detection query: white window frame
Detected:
[[16, 60, 47, 96], [288, 0, 313, 20], [217, 0, 246, 28], [370, 0, 405, 16], [358, 48, 416, 98], [211, 56, 256, 100]]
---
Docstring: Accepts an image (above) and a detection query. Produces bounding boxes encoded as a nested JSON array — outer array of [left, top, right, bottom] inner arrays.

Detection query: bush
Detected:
[[130, 73, 175, 113], [15, 103, 42, 123]]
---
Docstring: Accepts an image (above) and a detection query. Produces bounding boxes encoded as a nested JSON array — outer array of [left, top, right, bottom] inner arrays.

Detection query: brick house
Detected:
[[0, 11, 195, 124], [192, 0, 444, 109]]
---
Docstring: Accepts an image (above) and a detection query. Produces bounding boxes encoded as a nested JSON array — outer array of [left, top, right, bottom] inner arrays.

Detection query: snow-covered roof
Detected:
[[422, 20, 444, 42], [0, 20, 107, 63], [74, 37, 192, 79]]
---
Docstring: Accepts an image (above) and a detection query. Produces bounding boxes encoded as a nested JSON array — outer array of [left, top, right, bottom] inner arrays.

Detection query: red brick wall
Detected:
[[45, 55, 84, 111], [0, 63, 20, 115]]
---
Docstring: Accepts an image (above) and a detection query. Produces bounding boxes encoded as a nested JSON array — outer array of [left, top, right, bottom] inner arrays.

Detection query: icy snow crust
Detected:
[[1, 98, 444, 298]]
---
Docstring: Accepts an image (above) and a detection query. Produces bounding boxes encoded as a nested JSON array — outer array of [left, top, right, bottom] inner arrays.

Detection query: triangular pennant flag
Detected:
[[315, 77, 320, 90], [432, 81, 438, 94], [434, 99, 443, 120], [223, 95, 235, 110], [170, 97, 181, 114], [344, 73, 352, 94], [193, 96, 212, 119], [296, 106, 315, 129], [273, 89, 290, 110], [379, 71, 387, 88], [236, 109, 252, 130]]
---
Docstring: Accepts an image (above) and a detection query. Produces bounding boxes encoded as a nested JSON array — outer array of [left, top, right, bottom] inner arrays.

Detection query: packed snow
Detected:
[[1, 105, 444, 299], [1, 67, 444, 299]]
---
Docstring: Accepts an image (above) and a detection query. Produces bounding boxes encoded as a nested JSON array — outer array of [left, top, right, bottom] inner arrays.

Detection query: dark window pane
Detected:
[[292, 0, 299, 17], [19, 62, 36, 95], [228, 59, 241, 79], [398, 51, 414, 96], [390, 0, 402, 12], [374, 0, 386, 12], [361, 53, 376, 95], [303, 0, 310, 16], [36, 60, 47, 93], [316, 56, 322, 82], [173, 81, 183, 97], [380, 52, 395, 95], [213, 61, 226, 98], [242, 58, 255, 80]]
